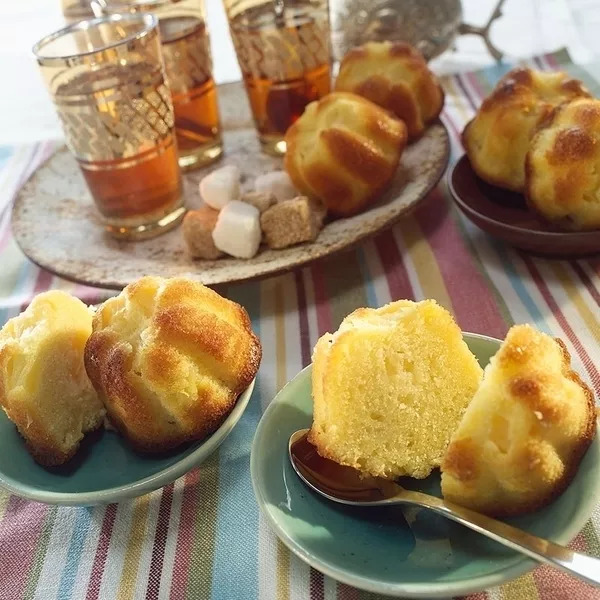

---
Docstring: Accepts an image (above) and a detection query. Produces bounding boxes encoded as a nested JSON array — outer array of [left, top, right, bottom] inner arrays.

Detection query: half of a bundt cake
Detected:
[[526, 97, 600, 231], [441, 324, 596, 516], [0, 291, 105, 466], [463, 67, 590, 192], [309, 299, 483, 479], [85, 276, 261, 453]]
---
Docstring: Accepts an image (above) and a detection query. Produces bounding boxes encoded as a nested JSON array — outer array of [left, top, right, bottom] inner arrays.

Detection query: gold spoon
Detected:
[[289, 429, 600, 587]]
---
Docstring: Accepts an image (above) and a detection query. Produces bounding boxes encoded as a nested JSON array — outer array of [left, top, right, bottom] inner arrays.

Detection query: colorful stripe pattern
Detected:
[[0, 51, 599, 599]]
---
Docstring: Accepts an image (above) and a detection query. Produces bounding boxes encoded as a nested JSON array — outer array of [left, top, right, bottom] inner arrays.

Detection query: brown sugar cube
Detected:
[[260, 196, 326, 249], [241, 191, 276, 213], [182, 206, 224, 259]]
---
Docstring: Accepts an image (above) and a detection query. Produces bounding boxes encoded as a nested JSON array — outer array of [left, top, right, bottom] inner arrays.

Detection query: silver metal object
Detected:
[[330, 0, 506, 62], [289, 428, 600, 588]]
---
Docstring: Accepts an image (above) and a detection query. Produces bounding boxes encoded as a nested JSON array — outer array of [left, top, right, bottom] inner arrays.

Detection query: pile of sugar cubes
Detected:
[[183, 165, 327, 260]]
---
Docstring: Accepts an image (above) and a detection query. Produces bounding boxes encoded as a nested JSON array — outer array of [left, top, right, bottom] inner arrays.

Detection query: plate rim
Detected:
[[447, 154, 600, 240], [250, 332, 600, 598], [0, 378, 255, 506], [12, 112, 450, 290]]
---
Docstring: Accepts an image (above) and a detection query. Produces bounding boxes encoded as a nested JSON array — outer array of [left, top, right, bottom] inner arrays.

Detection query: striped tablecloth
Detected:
[[0, 50, 599, 600]]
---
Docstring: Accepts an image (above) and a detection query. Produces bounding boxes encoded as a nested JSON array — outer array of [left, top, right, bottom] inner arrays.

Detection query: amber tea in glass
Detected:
[[223, 0, 331, 156], [96, 0, 223, 170], [33, 14, 184, 240]]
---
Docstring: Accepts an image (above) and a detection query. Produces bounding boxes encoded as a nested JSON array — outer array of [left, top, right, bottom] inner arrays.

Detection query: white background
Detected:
[[0, 0, 597, 145]]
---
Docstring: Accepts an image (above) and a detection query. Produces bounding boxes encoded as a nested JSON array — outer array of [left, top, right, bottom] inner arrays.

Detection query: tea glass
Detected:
[[33, 14, 185, 240], [222, 0, 331, 156], [95, 0, 223, 170]]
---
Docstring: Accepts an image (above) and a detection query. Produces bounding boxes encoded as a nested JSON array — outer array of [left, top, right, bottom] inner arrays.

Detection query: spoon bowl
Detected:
[[289, 428, 600, 588]]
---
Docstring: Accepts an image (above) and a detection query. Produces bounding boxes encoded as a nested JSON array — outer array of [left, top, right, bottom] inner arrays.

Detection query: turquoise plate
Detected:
[[251, 334, 600, 598], [0, 379, 255, 506]]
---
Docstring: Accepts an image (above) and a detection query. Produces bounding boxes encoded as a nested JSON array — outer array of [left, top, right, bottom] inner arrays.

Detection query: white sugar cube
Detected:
[[212, 201, 261, 259], [254, 171, 296, 202], [200, 165, 241, 210]]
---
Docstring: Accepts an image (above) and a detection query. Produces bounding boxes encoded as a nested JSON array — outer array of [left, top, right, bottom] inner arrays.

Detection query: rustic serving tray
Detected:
[[12, 82, 450, 290]]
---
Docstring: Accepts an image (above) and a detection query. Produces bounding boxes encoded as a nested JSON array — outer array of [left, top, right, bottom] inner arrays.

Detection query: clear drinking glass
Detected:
[[33, 14, 185, 240], [222, 0, 331, 156], [95, 0, 223, 170]]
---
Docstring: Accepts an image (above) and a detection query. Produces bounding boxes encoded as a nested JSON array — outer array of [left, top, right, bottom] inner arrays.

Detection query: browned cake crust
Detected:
[[525, 97, 600, 231], [462, 67, 590, 193], [85, 277, 261, 453], [442, 326, 597, 517], [335, 41, 444, 140], [284, 92, 407, 217]]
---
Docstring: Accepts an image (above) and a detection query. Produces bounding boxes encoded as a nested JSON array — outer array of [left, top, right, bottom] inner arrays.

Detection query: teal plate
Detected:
[[0, 379, 255, 506], [251, 334, 600, 598]]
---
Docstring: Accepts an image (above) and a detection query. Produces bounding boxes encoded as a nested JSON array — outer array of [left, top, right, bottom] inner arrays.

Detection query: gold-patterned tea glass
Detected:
[[95, 0, 223, 170], [223, 0, 331, 156], [33, 14, 185, 240]]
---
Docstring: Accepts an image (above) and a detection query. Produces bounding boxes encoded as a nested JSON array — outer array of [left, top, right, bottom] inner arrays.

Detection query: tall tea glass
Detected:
[[222, 0, 331, 156], [33, 14, 185, 240], [95, 0, 223, 170]]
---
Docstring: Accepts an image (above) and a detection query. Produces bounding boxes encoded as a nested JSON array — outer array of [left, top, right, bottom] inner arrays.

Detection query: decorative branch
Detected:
[[458, 0, 507, 61]]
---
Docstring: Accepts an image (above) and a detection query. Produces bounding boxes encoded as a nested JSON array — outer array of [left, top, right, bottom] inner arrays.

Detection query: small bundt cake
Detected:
[[463, 68, 590, 192], [284, 92, 407, 217], [526, 97, 600, 230], [0, 291, 105, 466], [335, 41, 444, 140], [84, 276, 261, 452], [309, 299, 483, 479], [441, 324, 596, 517]]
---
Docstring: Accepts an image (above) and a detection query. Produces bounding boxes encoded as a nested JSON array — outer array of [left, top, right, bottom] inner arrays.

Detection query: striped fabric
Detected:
[[0, 50, 599, 600]]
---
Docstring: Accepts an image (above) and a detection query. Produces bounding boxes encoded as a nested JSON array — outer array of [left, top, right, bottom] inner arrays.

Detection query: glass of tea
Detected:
[[33, 14, 185, 240], [95, 0, 223, 171], [223, 0, 331, 156]]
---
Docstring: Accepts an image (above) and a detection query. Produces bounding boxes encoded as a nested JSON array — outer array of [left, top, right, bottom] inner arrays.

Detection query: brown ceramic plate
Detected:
[[448, 154, 600, 257], [11, 82, 450, 290]]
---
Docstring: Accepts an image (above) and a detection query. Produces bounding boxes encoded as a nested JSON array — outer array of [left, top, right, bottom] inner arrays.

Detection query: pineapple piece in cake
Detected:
[[441, 324, 596, 516], [309, 299, 483, 479]]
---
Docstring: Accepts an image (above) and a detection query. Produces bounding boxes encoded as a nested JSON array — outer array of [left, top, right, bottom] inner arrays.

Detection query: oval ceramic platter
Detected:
[[448, 154, 600, 257], [0, 380, 254, 506], [12, 82, 449, 290], [251, 333, 600, 598]]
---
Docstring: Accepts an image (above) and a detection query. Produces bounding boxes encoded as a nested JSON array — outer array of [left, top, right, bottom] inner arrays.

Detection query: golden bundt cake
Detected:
[[335, 41, 444, 140], [463, 68, 590, 192], [0, 291, 104, 466], [284, 92, 407, 217], [309, 300, 483, 479], [525, 97, 600, 230], [441, 325, 596, 517], [84, 276, 261, 452]]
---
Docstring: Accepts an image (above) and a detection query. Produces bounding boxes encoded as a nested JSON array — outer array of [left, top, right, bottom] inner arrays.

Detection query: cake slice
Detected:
[[309, 299, 483, 479], [441, 324, 597, 516], [0, 291, 105, 466]]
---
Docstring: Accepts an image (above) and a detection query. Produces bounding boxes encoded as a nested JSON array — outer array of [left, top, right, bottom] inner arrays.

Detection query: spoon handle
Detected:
[[403, 490, 600, 587]]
